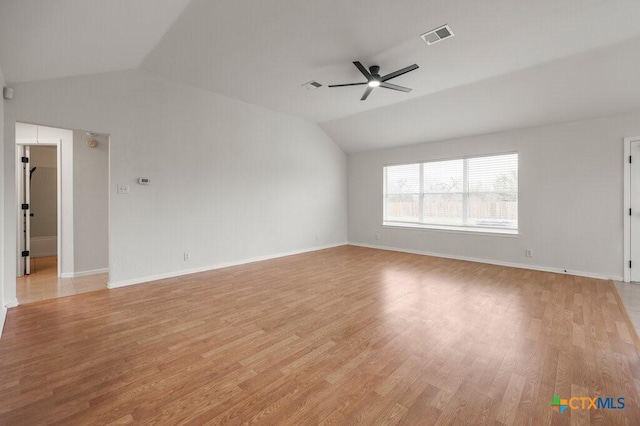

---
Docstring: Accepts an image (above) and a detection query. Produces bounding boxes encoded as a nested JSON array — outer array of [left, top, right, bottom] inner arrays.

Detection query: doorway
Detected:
[[624, 136, 640, 282], [15, 122, 110, 303], [18, 144, 60, 277]]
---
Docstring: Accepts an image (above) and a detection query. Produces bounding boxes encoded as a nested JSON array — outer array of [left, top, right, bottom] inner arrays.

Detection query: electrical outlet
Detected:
[[117, 184, 130, 194], [525, 249, 533, 257], [375, 234, 380, 241], [315, 234, 319, 242], [184, 252, 191, 261]]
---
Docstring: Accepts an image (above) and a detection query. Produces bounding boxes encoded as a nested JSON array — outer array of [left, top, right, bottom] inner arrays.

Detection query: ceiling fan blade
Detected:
[[360, 86, 374, 101], [328, 82, 367, 88], [353, 61, 373, 80], [380, 82, 412, 92], [381, 64, 419, 82]]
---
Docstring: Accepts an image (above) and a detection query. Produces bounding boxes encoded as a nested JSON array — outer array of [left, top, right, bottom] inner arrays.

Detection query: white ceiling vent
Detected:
[[421, 24, 454, 45], [302, 80, 323, 90]]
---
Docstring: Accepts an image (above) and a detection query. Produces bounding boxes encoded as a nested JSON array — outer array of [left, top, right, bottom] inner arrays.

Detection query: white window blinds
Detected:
[[384, 153, 518, 231]]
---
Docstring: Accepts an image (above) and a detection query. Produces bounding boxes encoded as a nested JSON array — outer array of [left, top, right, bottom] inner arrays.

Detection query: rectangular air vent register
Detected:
[[421, 24, 454, 45], [302, 81, 322, 90]]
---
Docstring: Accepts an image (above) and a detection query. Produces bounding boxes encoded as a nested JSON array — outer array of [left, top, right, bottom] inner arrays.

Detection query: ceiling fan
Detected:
[[328, 61, 419, 101]]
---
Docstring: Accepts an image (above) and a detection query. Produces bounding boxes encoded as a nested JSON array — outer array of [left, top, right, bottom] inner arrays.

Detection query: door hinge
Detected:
[[630, 260, 632, 268], [630, 208, 632, 216], [21, 250, 30, 257], [21, 203, 29, 210], [21, 156, 29, 163]]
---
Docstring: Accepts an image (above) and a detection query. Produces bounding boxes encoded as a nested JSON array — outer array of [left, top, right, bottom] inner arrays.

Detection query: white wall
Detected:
[[30, 146, 57, 239], [73, 130, 108, 273], [29, 145, 58, 258], [348, 110, 640, 280], [3, 69, 347, 298], [33, 126, 74, 276]]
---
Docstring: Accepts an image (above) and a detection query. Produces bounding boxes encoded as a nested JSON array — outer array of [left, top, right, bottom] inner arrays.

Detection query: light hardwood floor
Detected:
[[1, 246, 639, 425], [16, 256, 108, 304], [615, 281, 640, 333]]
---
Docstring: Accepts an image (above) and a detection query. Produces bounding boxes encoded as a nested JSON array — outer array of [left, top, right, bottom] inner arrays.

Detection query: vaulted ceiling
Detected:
[[0, 0, 191, 82], [2, 0, 640, 152]]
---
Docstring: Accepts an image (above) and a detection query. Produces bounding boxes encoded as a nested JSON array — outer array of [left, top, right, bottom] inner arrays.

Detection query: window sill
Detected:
[[382, 222, 519, 237]]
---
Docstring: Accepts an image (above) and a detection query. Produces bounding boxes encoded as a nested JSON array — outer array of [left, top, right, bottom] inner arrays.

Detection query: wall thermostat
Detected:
[[138, 178, 151, 185]]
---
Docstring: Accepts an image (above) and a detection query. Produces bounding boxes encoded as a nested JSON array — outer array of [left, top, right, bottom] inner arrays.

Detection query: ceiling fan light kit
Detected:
[[328, 61, 419, 101]]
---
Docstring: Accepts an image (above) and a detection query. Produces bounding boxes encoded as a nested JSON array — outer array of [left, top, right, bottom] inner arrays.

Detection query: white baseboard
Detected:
[[108, 243, 348, 289], [349, 242, 622, 282], [60, 268, 109, 279], [1, 298, 20, 339], [30, 236, 57, 258], [0, 307, 6, 340]]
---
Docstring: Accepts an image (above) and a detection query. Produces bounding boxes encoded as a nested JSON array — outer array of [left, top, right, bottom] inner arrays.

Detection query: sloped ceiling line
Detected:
[[2, 0, 640, 152]]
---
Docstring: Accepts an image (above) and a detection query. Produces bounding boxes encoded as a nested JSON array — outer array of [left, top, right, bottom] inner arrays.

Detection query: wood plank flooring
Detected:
[[16, 256, 108, 304], [1, 245, 640, 425]]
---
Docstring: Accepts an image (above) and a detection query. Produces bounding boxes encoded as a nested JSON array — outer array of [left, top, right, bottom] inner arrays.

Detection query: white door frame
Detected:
[[16, 138, 62, 277], [24, 145, 31, 275], [623, 136, 640, 282]]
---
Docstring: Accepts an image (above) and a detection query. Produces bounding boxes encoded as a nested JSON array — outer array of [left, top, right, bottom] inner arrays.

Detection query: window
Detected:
[[384, 153, 518, 233]]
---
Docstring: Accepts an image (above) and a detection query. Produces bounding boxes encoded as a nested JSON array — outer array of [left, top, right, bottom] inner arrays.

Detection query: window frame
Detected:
[[383, 151, 519, 235]]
